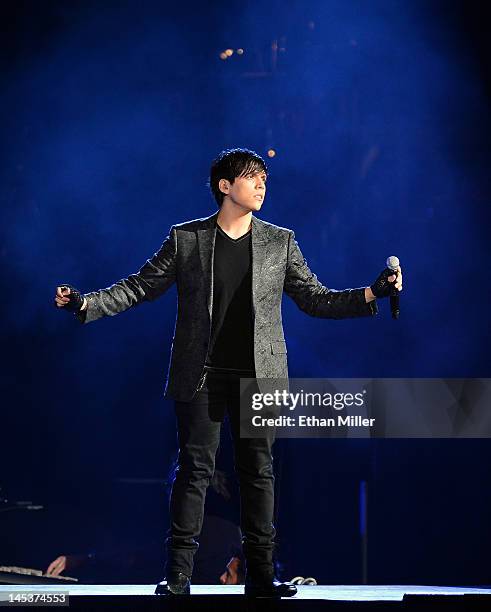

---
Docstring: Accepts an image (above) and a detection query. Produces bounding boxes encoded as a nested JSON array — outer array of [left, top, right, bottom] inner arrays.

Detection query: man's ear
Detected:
[[219, 178, 230, 194]]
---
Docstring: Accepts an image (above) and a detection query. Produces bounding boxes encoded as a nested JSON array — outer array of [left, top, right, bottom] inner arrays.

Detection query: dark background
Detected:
[[1, 0, 490, 585]]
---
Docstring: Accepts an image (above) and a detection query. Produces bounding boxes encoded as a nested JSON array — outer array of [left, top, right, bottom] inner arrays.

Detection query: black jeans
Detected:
[[165, 367, 276, 580]]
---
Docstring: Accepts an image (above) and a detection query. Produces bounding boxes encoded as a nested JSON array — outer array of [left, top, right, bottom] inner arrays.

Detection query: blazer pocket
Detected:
[[271, 340, 287, 354]]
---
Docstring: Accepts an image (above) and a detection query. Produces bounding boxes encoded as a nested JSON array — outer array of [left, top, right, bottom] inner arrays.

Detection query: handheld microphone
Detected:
[[386, 255, 400, 319]]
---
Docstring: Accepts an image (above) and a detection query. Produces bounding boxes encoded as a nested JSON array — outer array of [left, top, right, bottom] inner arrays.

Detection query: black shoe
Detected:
[[155, 572, 191, 595], [244, 576, 297, 598]]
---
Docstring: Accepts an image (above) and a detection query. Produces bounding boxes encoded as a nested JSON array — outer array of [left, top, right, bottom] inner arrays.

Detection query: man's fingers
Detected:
[[55, 287, 70, 303], [390, 270, 402, 282], [388, 270, 403, 291], [396, 269, 403, 291], [57, 286, 71, 297]]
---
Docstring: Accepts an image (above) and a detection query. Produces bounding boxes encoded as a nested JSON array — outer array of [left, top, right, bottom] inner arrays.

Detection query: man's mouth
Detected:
[[254, 195, 263, 200]]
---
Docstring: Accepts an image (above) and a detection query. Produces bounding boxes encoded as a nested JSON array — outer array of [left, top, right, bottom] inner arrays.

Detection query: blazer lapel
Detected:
[[251, 216, 270, 316], [197, 211, 219, 319]]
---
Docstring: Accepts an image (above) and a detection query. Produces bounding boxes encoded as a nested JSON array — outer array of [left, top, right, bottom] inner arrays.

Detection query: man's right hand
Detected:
[[54, 285, 87, 312]]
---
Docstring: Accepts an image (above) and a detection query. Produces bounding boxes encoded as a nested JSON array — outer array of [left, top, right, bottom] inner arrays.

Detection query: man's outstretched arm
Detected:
[[283, 231, 401, 319], [54, 226, 177, 323]]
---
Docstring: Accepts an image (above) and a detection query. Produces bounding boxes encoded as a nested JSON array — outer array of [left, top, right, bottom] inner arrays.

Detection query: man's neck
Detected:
[[216, 201, 252, 239]]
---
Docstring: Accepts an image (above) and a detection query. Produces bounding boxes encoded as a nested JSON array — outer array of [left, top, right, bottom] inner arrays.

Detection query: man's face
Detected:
[[220, 170, 267, 211]]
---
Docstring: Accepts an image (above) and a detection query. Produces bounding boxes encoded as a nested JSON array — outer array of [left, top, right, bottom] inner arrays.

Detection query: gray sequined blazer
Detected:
[[79, 211, 377, 401]]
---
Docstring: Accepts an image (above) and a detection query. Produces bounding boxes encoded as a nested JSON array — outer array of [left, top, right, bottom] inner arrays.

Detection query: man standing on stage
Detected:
[[54, 148, 402, 597]]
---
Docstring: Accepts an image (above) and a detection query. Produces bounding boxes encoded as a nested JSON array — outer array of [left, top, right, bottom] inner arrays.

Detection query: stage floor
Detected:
[[1, 584, 491, 611], [1, 584, 491, 600]]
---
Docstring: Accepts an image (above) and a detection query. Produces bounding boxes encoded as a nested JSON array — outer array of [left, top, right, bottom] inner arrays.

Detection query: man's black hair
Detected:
[[208, 148, 268, 207]]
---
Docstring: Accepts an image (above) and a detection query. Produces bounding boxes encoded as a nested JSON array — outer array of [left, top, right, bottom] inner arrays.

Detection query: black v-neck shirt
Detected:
[[205, 224, 255, 372]]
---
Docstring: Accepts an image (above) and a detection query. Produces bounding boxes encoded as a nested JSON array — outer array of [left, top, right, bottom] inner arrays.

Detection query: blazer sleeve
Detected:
[[77, 226, 177, 324], [283, 231, 377, 319]]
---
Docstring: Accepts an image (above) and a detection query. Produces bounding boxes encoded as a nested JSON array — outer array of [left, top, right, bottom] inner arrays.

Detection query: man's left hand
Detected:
[[367, 266, 403, 301]]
